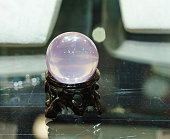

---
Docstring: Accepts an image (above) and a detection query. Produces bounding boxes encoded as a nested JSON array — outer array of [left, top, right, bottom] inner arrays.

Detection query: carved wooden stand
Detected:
[[44, 69, 101, 118]]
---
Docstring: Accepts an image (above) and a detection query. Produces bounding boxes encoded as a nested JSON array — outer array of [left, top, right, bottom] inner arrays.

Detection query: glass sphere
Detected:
[[46, 32, 99, 84]]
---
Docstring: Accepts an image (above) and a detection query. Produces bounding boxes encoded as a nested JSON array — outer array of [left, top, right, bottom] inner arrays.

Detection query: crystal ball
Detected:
[[46, 32, 99, 84]]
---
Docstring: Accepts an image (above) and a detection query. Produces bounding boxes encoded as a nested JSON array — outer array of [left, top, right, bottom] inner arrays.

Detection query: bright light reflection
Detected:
[[143, 76, 169, 98], [32, 114, 48, 139], [92, 27, 106, 43]]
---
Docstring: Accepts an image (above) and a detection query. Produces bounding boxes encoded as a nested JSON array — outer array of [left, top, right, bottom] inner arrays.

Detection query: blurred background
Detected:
[[0, 0, 170, 138]]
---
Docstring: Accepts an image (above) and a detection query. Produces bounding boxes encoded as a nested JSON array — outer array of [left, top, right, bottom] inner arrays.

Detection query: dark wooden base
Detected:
[[44, 69, 101, 118]]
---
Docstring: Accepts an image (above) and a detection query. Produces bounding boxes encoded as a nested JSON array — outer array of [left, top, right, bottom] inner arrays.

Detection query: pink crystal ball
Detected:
[[46, 32, 99, 84]]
